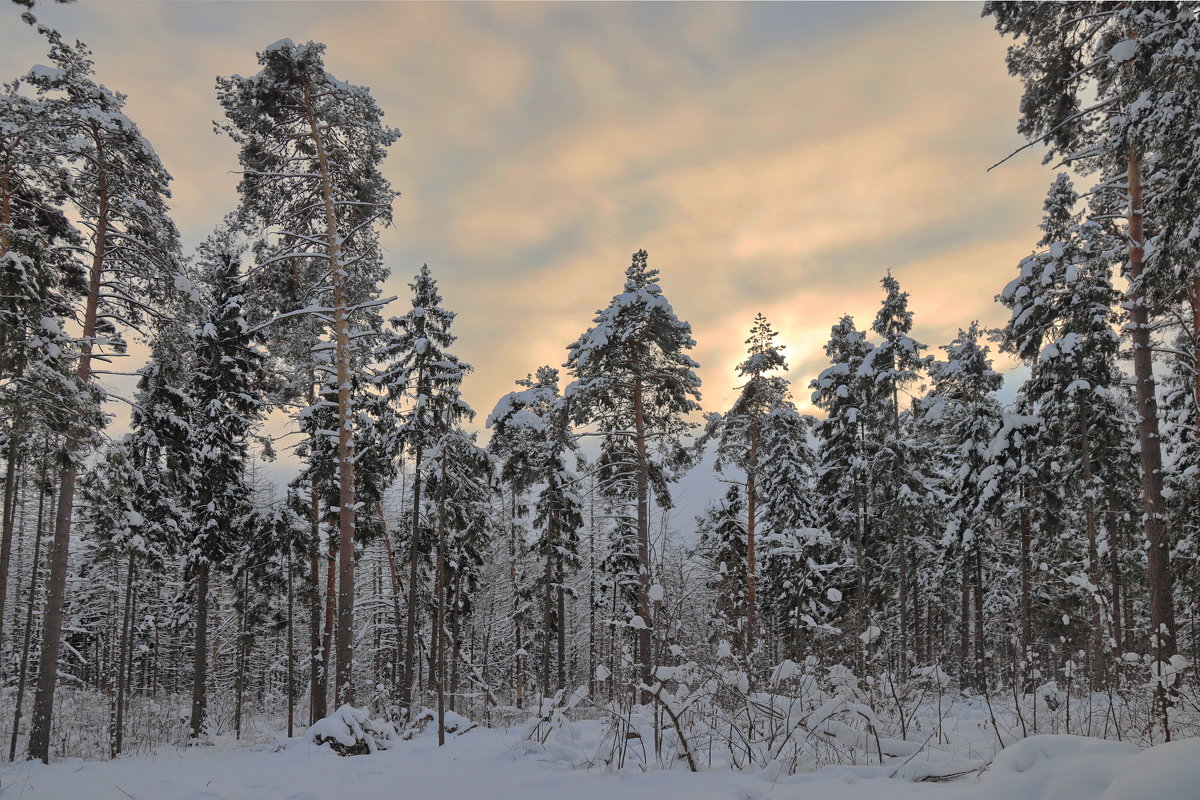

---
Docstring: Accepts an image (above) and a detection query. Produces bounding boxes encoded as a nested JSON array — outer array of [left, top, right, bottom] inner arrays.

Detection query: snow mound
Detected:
[[1099, 737, 1200, 800], [976, 735, 1200, 800]]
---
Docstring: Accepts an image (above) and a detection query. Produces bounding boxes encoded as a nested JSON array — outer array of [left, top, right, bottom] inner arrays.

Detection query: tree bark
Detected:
[[10, 467, 47, 761], [301, 77, 357, 707], [632, 377, 652, 699], [1126, 148, 1177, 670], [402, 452, 423, 715], [745, 413, 759, 664], [0, 428, 19, 668], [973, 547, 986, 692], [510, 490, 524, 708], [1107, 493, 1124, 654], [381, 512, 406, 710], [434, 461, 447, 746], [111, 558, 134, 757], [286, 538, 294, 737], [322, 534, 335, 705], [556, 553, 566, 691], [1020, 486, 1032, 685], [1079, 414, 1105, 688], [541, 529, 553, 698], [188, 562, 209, 740]]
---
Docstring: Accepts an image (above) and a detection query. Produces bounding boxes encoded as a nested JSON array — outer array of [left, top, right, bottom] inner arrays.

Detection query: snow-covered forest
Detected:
[[1, 1, 1200, 798]]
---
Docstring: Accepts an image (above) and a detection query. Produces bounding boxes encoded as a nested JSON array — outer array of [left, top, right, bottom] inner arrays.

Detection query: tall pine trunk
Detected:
[[1020, 487, 1032, 686], [556, 553, 566, 691], [510, 490, 524, 708], [541, 533, 553, 697], [402, 452, 423, 715], [434, 462, 447, 746], [301, 76, 357, 707], [286, 539, 294, 737], [381, 515, 405, 709], [111, 558, 134, 757], [28, 151, 108, 762], [188, 562, 210, 740], [1079, 414, 1105, 688], [1126, 149, 1177, 689], [632, 378, 652, 699], [0, 428, 19, 665], [10, 468, 47, 761], [745, 416, 758, 664]]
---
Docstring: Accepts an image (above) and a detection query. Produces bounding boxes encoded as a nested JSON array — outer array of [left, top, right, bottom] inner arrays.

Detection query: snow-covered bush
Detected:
[[307, 705, 397, 756]]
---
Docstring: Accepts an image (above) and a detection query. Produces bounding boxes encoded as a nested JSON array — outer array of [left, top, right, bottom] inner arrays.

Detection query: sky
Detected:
[[2, 1, 1053, 506]]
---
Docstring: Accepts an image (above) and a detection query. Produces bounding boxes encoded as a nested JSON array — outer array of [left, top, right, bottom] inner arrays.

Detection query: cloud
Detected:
[[0, 2, 1053, 493]]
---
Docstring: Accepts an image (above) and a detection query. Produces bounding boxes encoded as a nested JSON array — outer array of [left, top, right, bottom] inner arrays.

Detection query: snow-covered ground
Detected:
[[2, 721, 1198, 800]]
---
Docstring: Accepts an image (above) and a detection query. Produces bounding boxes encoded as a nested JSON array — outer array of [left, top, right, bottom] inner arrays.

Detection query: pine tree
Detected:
[[0, 72, 81, 678], [25, 36, 180, 763], [701, 313, 790, 661], [564, 249, 701, 696], [218, 39, 398, 706], [986, 2, 1184, 705]]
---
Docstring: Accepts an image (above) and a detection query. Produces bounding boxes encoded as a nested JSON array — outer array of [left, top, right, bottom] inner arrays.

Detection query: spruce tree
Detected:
[[375, 264, 472, 715], [183, 232, 265, 740], [488, 366, 582, 696], [810, 315, 874, 671]]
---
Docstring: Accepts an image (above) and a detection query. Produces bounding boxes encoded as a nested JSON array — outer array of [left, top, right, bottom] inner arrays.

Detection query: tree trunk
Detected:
[[1020, 484, 1032, 684], [234, 571, 247, 739], [542, 535, 553, 698], [188, 562, 210, 740], [898, 506, 909, 665], [1126, 148, 1177, 678], [381, 513, 406, 710], [587, 478, 597, 697], [0, 428, 20, 667], [960, 550, 971, 690], [745, 414, 759, 666], [973, 547, 986, 692], [1107, 493, 1124, 655], [111, 558, 134, 757], [632, 378, 653, 699], [556, 553, 566, 691], [435, 461, 447, 746], [0, 166, 19, 669], [510, 490, 524, 708], [1079, 414, 1105, 689], [402, 452, 423, 716], [301, 77, 357, 708], [10, 468, 48, 761], [1190, 275, 1200, 438], [322, 533, 335, 705], [286, 538, 294, 737], [307, 383, 326, 724]]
